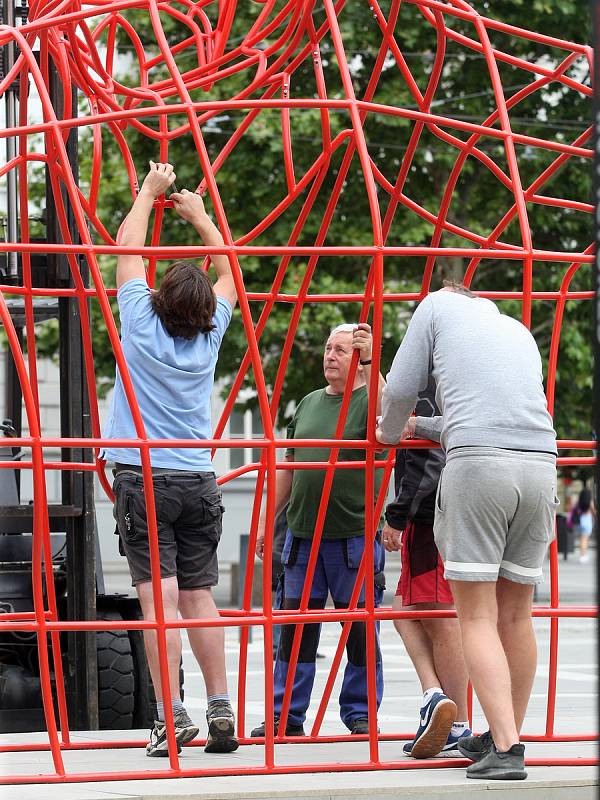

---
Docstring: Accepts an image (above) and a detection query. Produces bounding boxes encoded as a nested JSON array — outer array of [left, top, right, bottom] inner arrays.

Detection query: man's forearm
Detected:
[[378, 387, 414, 444], [414, 415, 443, 442], [118, 187, 154, 247], [192, 215, 231, 278]]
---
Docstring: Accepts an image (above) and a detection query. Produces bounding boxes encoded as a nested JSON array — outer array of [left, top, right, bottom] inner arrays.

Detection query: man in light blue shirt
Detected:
[[102, 161, 238, 757]]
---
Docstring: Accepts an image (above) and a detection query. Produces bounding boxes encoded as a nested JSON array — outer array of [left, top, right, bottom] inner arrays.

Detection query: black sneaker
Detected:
[[349, 718, 380, 735], [466, 743, 527, 780], [205, 700, 239, 753], [457, 730, 494, 762], [250, 716, 305, 737]]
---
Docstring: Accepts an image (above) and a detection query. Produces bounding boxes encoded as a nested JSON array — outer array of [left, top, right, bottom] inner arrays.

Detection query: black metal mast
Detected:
[[1, 0, 100, 729]]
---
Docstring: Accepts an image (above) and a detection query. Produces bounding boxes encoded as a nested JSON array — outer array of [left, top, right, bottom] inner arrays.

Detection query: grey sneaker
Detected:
[[173, 709, 200, 746], [145, 709, 200, 757], [205, 700, 239, 753], [466, 743, 527, 780], [457, 730, 494, 762]]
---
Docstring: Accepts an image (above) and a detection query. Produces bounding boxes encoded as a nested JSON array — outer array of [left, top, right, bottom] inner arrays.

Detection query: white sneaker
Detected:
[[579, 554, 590, 564]]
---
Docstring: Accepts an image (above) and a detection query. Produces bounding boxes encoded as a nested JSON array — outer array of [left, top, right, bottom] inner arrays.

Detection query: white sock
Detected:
[[422, 686, 443, 706], [452, 721, 470, 735]]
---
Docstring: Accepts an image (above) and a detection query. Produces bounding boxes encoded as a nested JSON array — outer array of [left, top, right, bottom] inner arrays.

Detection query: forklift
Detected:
[[0, 0, 167, 733]]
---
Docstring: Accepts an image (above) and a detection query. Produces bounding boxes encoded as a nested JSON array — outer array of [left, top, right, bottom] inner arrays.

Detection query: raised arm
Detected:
[[171, 189, 237, 309], [352, 322, 385, 414], [116, 161, 176, 289]]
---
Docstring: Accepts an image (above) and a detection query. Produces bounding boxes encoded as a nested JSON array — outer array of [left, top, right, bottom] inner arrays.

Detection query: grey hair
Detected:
[[329, 323, 356, 337]]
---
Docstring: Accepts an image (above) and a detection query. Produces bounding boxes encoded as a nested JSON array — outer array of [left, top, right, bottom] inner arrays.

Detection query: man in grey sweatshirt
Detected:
[[376, 284, 558, 781]]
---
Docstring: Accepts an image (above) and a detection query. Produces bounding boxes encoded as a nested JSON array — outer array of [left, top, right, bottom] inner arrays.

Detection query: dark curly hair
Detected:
[[151, 261, 216, 339]]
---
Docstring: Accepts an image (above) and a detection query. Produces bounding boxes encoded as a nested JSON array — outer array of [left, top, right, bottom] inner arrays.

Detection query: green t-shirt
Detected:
[[285, 386, 386, 539]]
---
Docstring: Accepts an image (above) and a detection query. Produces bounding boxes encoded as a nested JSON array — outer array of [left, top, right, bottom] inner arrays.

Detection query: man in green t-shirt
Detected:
[[252, 323, 386, 737]]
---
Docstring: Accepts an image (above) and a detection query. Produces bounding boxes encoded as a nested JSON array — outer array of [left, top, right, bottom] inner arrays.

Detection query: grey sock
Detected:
[[208, 694, 230, 706], [172, 698, 185, 715]]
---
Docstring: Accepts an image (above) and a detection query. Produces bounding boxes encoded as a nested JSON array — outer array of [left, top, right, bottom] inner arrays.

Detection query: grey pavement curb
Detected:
[[3, 771, 597, 800]]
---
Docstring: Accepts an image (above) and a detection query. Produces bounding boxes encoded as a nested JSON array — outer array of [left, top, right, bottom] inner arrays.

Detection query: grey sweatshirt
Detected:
[[379, 290, 557, 454]]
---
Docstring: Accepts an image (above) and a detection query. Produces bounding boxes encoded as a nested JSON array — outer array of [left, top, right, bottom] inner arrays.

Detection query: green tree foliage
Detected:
[[36, 0, 592, 445]]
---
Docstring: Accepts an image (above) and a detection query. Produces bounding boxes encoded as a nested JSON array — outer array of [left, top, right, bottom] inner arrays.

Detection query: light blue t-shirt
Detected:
[[101, 278, 232, 470]]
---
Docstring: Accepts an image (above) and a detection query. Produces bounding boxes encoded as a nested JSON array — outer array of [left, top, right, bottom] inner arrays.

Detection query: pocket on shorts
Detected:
[[201, 491, 224, 542], [115, 483, 139, 543], [530, 493, 560, 543], [115, 477, 170, 542], [435, 468, 446, 514]]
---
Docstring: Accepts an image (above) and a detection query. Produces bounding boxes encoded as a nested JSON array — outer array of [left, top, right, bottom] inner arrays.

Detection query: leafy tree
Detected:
[[32, 1, 592, 451]]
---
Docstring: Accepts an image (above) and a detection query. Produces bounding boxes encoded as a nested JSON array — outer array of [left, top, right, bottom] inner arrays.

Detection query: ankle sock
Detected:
[[452, 721, 470, 736], [208, 693, 230, 707], [422, 686, 443, 706], [156, 698, 185, 722], [171, 698, 185, 715]]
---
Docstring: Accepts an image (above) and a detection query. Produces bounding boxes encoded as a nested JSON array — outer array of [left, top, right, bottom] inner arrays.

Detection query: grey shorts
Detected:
[[433, 447, 558, 585], [113, 468, 224, 589]]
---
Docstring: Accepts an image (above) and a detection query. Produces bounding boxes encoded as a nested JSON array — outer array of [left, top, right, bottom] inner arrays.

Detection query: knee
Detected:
[[178, 587, 213, 617], [346, 622, 367, 667], [278, 597, 323, 662], [346, 620, 382, 666], [421, 615, 460, 636], [279, 622, 320, 662], [497, 609, 533, 635]]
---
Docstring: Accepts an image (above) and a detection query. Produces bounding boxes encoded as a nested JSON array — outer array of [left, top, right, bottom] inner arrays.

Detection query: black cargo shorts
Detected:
[[112, 466, 224, 589]]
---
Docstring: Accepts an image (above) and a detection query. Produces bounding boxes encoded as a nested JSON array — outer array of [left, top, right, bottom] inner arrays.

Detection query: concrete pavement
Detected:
[[1, 550, 596, 799]]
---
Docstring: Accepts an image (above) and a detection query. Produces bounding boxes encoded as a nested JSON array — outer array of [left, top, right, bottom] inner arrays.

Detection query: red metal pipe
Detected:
[[1, 0, 595, 785]]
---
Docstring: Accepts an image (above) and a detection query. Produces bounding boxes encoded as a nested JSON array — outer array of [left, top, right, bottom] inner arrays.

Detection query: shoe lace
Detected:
[[173, 709, 194, 727]]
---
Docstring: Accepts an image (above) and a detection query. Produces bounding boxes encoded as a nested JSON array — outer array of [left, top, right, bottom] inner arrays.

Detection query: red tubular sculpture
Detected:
[[0, 0, 595, 785]]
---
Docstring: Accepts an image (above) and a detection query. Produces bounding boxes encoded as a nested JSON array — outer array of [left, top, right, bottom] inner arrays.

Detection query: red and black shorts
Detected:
[[395, 521, 453, 605]]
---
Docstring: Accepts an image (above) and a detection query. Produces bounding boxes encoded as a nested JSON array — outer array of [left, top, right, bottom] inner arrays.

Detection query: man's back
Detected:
[[102, 279, 232, 469], [383, 289, 556, 454]]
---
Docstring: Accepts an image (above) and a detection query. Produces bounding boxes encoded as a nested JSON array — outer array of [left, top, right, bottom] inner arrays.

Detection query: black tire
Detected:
[[96, 612, 135, 729]]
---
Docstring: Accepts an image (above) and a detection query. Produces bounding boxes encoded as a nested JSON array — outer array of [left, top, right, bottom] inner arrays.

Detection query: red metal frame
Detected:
[[0, 0, 596, 785]]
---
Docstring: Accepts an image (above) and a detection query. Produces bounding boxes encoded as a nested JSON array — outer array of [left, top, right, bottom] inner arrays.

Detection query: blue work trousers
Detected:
[[273, 531, 385, 730]]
